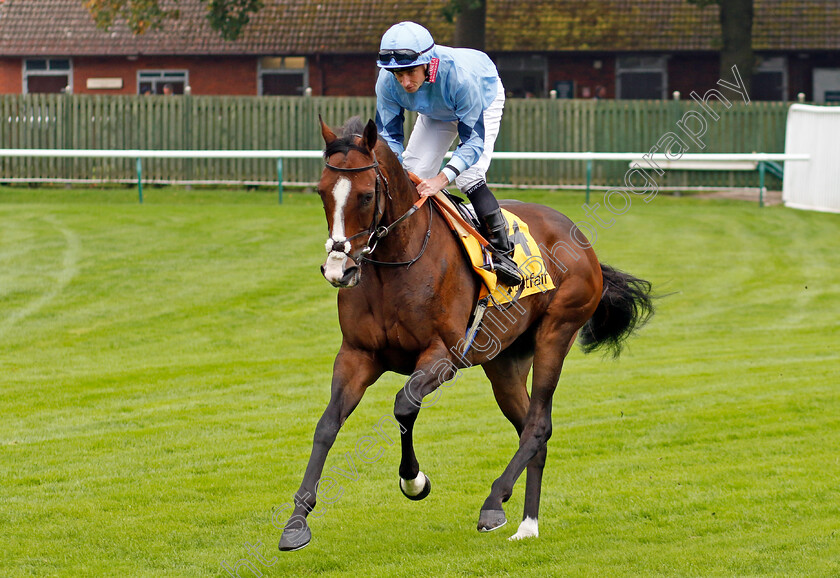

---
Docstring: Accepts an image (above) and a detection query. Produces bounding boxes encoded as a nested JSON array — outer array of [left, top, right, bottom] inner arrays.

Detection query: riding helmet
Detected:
[[377, 21, 435, 69]]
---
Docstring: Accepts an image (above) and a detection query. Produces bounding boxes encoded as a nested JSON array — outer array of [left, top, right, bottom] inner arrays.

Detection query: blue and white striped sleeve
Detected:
[[446, 74, 487, 178], [375, 75, 406, 163]]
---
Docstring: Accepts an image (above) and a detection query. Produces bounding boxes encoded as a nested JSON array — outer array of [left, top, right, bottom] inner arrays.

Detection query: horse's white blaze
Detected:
[[323, 177, 351, 283], [400, 471, 427, 496], [329, 177, 351, 240], [508, 517, 539, 541]]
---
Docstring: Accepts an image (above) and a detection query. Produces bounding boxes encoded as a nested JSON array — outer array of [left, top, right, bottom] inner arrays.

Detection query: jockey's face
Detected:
[[392, 65, 427, 93]]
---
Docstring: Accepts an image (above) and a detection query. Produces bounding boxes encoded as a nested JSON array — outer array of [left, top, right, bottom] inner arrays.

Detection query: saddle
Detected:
[[429, 189, 557, 355], [430, 190, 553, 297], [441, 192, 483, 236], [405, 173, 555, 351]]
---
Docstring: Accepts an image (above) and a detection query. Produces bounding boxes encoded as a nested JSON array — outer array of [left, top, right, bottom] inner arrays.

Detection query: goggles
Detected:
[[377, 44, 433, 66]]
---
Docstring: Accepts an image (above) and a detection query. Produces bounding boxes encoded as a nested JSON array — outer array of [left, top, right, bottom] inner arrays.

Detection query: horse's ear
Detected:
[[362, 119, 378, 152], [320, 115, 337, 145]]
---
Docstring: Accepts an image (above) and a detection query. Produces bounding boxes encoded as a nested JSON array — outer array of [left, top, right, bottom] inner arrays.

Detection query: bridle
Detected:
[[323, 144, 431, 268]]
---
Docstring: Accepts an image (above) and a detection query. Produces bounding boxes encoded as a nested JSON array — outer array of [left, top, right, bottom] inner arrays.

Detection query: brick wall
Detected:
[[788, 53, 838, 101], [314, 55, 378, 96], [2, 52, 832, 99], [74, 56, 258, 95], [669, 54, 720, 97], [547, 54, 616, 99], [0, 56, 259, 95], [0, 59, 23, 93], [669, 53, 828, 101], [184, 57, 257, 95]]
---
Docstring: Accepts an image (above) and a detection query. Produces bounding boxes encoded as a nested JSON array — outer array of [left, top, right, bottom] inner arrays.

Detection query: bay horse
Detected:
[[279, 117, 653, 550]]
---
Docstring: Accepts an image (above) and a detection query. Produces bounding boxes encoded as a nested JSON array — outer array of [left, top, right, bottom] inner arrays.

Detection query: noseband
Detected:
[[324, 146, 431, 267]]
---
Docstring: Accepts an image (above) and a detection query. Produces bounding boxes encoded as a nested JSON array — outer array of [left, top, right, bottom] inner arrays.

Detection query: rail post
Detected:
[[137, 157, 143, 204], [758, 161, 766, 208], [277, 158, 283, 204]]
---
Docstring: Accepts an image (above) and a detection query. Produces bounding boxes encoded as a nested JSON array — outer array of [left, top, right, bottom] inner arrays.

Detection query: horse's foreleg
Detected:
[[393, 344, 454, 500], [279, 346, 381, 551], [478, 322, 579, 533]]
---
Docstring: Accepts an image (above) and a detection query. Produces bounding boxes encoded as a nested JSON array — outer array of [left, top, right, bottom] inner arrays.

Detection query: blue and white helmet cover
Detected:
[[377, 21, 435, 69]]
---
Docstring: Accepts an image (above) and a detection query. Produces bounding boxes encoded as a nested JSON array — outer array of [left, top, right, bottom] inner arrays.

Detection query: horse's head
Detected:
[[318, 116, 385, 288]]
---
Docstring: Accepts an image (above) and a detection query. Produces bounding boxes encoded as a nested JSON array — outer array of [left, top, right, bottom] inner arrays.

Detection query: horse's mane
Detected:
[[323, 116, 372, 159]]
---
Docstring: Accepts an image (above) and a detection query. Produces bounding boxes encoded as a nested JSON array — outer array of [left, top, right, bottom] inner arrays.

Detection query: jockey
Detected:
[[375, 21, 523, 287]]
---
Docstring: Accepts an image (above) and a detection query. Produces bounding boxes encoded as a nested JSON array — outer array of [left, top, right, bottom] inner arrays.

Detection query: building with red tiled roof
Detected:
[[0, 0, 838, 101]]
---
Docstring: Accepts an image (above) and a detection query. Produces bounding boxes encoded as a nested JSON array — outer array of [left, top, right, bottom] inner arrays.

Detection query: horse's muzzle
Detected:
[[320, 262, 360, 288], [321, 235, 363, 287]]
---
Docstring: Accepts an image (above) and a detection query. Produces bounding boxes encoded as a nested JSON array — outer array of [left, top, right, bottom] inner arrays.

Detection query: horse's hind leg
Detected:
[[482, 343, 546, 539], [478, 319, 580, 535]]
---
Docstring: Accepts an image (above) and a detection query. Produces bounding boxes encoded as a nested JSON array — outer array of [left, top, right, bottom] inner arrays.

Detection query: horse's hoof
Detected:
[[279, 525, 311, 551], [399, 471, 431, 501], [477, 509, 507, 532]]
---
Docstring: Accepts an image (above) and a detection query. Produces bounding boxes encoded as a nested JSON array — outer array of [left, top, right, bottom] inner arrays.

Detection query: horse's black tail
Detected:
[[579, 264, 654, 358]]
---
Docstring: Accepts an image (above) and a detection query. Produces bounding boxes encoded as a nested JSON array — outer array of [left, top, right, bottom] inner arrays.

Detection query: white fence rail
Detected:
[[0, 149, 810, 161], [0, 149, 810, 205]]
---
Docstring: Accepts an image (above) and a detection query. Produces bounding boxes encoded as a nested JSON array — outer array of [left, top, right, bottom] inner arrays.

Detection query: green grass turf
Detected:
[[1, 185, 839, 577]]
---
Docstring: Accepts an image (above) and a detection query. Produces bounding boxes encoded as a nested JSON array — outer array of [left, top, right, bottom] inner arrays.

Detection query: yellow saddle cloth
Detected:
[[432, 193, 556, 306]]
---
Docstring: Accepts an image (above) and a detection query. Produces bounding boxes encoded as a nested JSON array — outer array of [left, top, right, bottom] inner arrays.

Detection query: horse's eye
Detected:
[[360, 193, 374, 207]]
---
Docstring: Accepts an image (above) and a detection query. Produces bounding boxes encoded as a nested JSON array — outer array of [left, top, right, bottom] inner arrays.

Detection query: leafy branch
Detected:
[[84, 0, 263, 41]]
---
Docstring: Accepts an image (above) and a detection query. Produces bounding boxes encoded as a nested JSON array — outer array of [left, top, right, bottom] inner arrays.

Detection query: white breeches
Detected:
[[402, 79, 505, 192]]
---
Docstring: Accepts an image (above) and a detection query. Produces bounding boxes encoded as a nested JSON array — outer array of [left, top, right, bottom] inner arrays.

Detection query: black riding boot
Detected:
[[481, 208, 524, 286], [464, 181, 523, 286]]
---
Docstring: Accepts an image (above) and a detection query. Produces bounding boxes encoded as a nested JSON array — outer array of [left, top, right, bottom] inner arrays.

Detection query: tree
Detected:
[[688, 0, 754, 95], [84, 0, 263, 41], [442, 0, 486, 50]]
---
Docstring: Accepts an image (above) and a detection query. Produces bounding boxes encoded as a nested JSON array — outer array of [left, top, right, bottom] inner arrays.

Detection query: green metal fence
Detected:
[[0, 94, 789, 188], [493, 98, 788, 188]]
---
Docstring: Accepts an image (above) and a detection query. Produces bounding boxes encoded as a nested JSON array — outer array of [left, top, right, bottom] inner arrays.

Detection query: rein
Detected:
[[324, 148, 432, 268]]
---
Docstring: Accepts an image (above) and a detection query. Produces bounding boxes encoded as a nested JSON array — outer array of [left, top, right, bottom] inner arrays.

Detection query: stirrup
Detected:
[[478, 206, 523, 286], [485, 251, 523, 287]]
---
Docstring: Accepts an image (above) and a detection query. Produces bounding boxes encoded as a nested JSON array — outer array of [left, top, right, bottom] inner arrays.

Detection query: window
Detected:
[[813, 68, 840, 104], [553, 80, 575, 99], [495, 55, 548, 98], [259, 57, 307, 96], [24, 58, 72, 94], [617, 56, 668, 100], [752, 56, 787, 101], [138, 70, 188, 95]]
